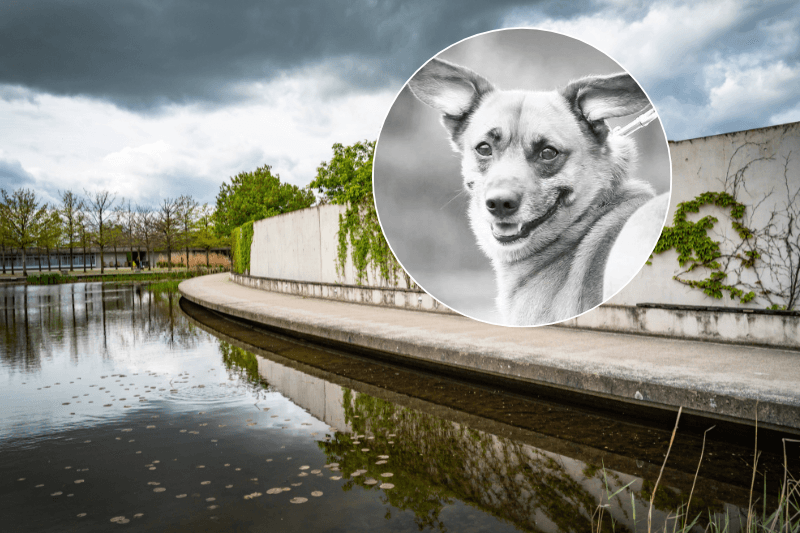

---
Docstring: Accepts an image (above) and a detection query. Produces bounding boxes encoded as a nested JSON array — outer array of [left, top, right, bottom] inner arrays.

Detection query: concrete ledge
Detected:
[[230, 272, 456, 315], [559, 304, 800, 350], [232, 274, 800, 349], [180, 273, 800, 432]]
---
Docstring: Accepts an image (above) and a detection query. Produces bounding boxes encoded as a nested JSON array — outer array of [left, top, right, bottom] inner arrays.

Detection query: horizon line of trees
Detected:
[[0, 188, 227, 276], [1, 140, 374, 278]]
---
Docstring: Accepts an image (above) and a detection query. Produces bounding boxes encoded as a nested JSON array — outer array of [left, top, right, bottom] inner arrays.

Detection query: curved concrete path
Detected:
[[180, 273, 800, 431]]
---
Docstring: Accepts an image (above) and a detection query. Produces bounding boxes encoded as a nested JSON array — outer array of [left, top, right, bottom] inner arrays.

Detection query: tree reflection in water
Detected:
[[0, 282, 203, 373]]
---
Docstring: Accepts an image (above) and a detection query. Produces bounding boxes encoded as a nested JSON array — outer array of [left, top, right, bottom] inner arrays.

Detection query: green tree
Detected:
[[0, 188, 49, 276], [108, 223, 124, 270], [59, 190, 82, 272], [193, 204, 227, 267], [37, 210, 63, 271], [0, 216, 11, 274], [309, 140, 408, 286], [213, 165, 314, 237]]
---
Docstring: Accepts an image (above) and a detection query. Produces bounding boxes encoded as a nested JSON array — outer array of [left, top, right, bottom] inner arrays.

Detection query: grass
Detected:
[[592, 408, 800, 532], [25, 268, 226, 285], [145, 280, 183, 293]]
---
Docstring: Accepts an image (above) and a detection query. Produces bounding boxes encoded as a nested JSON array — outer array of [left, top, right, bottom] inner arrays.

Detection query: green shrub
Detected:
[[27, 273, 64, 285], [231, 220, 254, 274]]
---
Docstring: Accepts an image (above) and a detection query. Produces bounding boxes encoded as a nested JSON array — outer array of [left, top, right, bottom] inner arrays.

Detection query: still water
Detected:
[[0, 283, 793, 532]]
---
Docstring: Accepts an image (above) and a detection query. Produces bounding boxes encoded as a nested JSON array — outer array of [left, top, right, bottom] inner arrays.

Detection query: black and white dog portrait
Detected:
[[373, 29, 671, 326]]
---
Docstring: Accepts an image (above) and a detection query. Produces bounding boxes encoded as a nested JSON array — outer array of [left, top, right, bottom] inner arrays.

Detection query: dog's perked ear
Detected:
[[562, 73, 651, 140], [407, 58, 495, 151]]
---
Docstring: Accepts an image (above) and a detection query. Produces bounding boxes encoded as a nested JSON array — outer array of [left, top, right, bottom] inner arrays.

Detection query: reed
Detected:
[[591, 408, 800, 532]]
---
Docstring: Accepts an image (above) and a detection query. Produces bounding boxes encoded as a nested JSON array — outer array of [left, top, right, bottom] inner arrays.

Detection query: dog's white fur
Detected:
[[409, 58, 656, 325]]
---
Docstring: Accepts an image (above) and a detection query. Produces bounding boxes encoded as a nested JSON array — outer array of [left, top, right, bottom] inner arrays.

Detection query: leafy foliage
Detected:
[[0, 188, 50, 275], [193, 204, 228, 262], [652, 191, 757, 303], [213, 165, 314, 238], [231, 220, 254, 275], [309, 140, 408, 286]]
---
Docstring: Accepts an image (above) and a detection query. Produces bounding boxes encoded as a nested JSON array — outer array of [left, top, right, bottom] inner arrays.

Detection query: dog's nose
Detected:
[[485, 189, 521, 217]]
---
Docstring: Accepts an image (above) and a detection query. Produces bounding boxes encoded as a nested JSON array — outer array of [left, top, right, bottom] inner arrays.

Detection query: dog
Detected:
[[408, 58, 658, 325]]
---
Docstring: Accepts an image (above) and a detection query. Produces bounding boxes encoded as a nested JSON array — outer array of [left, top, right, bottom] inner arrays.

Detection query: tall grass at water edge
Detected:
[[26, 268, 223, 285], [592, 407, 800, 532]]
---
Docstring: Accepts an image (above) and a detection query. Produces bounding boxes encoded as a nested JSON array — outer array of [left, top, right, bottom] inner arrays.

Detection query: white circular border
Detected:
[[371, 27, 673, 328]]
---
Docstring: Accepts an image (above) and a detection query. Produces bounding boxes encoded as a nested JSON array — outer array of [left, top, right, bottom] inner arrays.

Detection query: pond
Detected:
[[0, 282, 795, 532]]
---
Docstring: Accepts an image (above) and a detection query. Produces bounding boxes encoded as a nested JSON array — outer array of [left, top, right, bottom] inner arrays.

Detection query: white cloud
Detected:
[[707, 61, 800, 122], [503, 0, 748, 83], [0, 66, 395, 207], [769, 101, 800, 126], [502, 0, 800, 139]]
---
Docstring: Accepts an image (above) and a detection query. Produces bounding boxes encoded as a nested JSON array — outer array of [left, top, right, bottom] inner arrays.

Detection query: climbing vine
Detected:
[[652, 191, 758, 303], [310, 140, 412, 287], [231, 220, 254, 275], [650, 134, 800, 311]]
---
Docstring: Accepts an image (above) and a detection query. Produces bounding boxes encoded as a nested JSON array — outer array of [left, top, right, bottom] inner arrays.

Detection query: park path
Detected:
[[180, 273, 800, 431]]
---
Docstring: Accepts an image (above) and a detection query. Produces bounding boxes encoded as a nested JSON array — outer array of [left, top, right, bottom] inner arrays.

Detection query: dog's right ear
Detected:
[[408, 58, 494, 150]]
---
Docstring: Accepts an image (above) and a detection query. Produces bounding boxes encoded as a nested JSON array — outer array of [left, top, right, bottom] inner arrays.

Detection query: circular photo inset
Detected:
[[373, 28, 671, 326]]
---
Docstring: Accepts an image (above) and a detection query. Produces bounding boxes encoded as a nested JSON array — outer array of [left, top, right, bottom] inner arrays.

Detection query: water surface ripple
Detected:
[[0, 282, 795, 532]]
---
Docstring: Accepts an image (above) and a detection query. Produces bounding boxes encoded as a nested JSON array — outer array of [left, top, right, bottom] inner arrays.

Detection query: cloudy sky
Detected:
[[1, 0, 798, 208]]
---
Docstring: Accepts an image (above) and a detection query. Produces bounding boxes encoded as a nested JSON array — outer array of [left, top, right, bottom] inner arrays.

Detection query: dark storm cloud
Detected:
[[0, 0, 582, 111], [0, 157, 36, 191]]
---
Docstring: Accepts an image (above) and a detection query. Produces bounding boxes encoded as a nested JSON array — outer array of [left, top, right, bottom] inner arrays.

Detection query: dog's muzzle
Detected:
[[491, 188, 571, 244]]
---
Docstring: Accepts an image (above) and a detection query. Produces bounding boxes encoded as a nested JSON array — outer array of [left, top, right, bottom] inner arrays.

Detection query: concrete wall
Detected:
[[250, 204, 410, 288], [610, 122, 800, 309], [242, 123, 799, 346], [231, 273, 454, 314]]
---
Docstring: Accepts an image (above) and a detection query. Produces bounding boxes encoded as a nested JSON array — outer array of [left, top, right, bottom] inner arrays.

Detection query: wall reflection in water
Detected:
[[251, 353, 738, 532]]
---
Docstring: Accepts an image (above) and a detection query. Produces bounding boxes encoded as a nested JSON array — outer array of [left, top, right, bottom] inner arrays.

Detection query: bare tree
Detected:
[[0, 188, 49, 276], [84, 189, 116, 274], [116, 199, 138, 270], [178, 195, 199, 268], [76, 208, 91, 272], [156, 198, 180, 270], [136, 206, 156, 271]]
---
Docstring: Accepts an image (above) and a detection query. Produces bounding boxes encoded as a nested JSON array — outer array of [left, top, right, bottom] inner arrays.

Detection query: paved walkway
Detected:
[[180, 273, 800, 431]]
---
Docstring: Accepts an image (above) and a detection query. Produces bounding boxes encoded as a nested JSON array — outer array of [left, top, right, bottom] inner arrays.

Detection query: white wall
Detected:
[[248, 122, 800, 311], [250, 203, 411, 288], [611, 122, 800, 309]]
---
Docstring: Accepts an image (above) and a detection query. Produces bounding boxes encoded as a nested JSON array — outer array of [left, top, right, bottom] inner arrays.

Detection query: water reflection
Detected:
[[183, 299, 793, 533], [1, 283, 795, 532], [0, 283, 201, 375]]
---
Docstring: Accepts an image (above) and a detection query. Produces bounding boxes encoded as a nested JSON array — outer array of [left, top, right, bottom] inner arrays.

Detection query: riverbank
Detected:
[[0, 267, 226, 285], [179, 273, 800, 432]]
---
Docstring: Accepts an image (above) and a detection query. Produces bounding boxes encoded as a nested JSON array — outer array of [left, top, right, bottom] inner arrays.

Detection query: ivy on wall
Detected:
[[310, 140, 411, 287], [652, 191, 758, 303], [650, 135, 800, 311], [231, 220, 254, 275]]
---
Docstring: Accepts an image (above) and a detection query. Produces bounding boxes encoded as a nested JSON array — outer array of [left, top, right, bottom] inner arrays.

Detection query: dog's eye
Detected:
[[475, 142, 492, 157], [540, 147, 558, 160]]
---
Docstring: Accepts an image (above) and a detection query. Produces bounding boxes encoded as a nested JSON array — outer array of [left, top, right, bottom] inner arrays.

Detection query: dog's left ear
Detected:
[[562, 73, 650, 124]]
